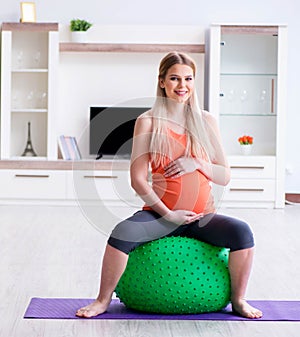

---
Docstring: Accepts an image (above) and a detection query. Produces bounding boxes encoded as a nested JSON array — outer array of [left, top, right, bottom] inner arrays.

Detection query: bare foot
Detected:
[[76, 299, 110, 318], [232, 299, 263, 319]]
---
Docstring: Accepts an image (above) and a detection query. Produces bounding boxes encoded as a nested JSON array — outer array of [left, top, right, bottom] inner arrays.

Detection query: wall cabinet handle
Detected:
[[83, 175, 118, 179], [230, 188, 264, 192], [271, 78, 275, 113], [15, 174, 50, 178], [230, 166, 265, 170]]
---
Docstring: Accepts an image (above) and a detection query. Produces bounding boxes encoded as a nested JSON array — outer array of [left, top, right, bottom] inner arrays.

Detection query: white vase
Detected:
[[71, 31, 88, 43], [240, 144, 252, 155]]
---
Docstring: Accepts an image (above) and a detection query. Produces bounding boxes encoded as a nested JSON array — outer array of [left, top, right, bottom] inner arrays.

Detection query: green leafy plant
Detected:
[[70, 19, 92, 32]]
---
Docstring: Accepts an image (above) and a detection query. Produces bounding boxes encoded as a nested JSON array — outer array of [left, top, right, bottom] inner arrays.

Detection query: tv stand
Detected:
[[0, 159, 144, 213]]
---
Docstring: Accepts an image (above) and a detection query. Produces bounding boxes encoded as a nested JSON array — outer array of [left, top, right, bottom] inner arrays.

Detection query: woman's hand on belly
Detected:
[[164, 157, 199, 178], [164, 209, 204, 226]]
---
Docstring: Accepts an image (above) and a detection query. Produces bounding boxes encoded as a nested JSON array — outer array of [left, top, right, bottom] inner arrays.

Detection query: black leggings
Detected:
[[108, 210, 254, 254]]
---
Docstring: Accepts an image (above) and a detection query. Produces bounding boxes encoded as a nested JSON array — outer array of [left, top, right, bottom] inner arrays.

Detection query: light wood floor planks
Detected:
[[1, 204, 300, 337]]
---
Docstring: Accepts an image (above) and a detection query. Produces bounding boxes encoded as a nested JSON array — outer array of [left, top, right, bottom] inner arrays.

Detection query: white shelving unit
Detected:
[[209, 24, 288, 208], [1, 22, 59, 160], [0, 23, 207, 205], [0, 23, 288, 208]]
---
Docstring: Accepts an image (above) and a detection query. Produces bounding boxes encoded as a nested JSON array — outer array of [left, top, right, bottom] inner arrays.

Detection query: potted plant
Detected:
[[70, 19, 92, 43], [238, 135, 253, 155]]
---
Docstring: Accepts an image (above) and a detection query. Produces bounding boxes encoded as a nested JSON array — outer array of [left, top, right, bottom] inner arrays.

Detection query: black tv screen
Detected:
[[89, 106, 149, 158]]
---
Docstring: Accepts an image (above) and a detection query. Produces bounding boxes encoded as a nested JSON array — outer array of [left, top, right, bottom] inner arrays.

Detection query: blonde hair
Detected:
[[149, 52, 214, 167]]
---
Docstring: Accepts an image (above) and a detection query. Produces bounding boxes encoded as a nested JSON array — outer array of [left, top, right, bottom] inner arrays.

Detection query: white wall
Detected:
[[58, 25, 205, 158], [0, 0, 299, 192]]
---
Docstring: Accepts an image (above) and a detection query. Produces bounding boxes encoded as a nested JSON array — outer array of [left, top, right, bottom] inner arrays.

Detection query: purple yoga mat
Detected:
[[24, 298, 300, 321]]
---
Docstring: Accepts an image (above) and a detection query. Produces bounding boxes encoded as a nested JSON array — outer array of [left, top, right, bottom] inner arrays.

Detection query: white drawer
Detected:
[[0, 170, 66, 199], [223, 179, 275, 202], [68, 170, 138, 202], [228, 156, 276, 179]]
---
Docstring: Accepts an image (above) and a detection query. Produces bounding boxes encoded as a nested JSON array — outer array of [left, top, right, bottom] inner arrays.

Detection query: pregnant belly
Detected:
[[152, 170, 211, 214]]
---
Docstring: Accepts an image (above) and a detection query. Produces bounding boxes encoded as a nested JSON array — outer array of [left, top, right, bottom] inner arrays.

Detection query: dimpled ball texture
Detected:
[[115, 236, 231, 314]]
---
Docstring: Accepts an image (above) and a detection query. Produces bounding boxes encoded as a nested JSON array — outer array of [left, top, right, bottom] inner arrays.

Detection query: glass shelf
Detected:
[[221, 73, 277, 77], [12, 69, 48, 73], [220, 74, 277, 115], [11, 109, 48, 113], [220, 113, 277, 117]]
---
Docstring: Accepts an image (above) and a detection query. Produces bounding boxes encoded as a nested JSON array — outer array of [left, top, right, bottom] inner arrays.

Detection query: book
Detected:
[[64, 136, 76, 160], [70, 136, 82, 160], [58, 135, 81, 160], [58, 135, 70, 160]]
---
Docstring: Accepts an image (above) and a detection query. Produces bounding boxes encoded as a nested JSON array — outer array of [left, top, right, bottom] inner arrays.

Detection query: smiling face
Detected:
[[159, 64, 195, 104]]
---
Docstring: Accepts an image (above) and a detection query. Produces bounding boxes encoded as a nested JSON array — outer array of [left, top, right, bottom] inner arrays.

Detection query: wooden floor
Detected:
[[1, 204, 300, 337]]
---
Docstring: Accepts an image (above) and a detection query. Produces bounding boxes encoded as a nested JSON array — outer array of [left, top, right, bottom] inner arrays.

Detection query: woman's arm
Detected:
[[130, 113, 169, 215], [130, 112, 202, 225]]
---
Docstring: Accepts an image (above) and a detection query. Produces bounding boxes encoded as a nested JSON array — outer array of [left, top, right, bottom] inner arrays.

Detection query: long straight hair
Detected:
[[149, 52, 214, 167]]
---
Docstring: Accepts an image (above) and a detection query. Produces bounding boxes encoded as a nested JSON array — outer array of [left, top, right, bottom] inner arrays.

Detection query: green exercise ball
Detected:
[[115, 236, 231, 314]]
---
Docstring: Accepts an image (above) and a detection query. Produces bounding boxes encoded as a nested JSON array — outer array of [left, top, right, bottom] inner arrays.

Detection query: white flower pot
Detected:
[[71, 31, 88, 43], [240, 144, 252, 155]]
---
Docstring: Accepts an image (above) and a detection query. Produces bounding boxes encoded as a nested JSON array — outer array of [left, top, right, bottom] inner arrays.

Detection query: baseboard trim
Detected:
[[285, 193, 300, 203]]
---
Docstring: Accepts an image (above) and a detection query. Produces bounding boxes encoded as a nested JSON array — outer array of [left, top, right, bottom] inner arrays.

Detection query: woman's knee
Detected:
[[227, 218, 254, 251], [107, 237, 139, 255]]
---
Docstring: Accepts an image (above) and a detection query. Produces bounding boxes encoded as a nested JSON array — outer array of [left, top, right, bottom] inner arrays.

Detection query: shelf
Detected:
[[220, 73, 277, 77], [0, 159, 130, 171], [1, 23, 59, 160], [11, 156, 47, 161], [220, 113, 277, 117], [227, 154, 276, 158], [11, 109, 48, 113], [59, 42, 205, 54], [2, 22, 58, 32], [220, 25, 278, 35], [12, 69, 48, 73]]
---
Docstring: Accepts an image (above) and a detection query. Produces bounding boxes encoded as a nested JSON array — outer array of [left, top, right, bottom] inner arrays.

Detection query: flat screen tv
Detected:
[[90, 106, 149, 159]]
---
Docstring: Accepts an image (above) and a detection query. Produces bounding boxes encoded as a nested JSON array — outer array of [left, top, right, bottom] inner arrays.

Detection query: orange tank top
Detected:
[[143, 128, 215, 214]]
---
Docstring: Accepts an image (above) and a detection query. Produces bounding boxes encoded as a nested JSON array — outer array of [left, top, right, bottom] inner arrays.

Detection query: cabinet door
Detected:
[[68, 170, 142, 205], [223, 179, 275, 202], [0, 170, 66, 199], [67, 169, 142, 235], [1, 23, 59, 160], [228, 156, 276, 179], [209, 24, 287, 208], [219, 29, 278, 156]]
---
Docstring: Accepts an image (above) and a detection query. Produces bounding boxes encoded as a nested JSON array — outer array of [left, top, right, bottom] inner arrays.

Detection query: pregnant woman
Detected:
[[76, 52, 262, 319]]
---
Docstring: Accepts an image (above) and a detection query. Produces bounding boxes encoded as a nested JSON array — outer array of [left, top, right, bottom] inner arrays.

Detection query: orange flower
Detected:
[[238, 135, 253, 145]]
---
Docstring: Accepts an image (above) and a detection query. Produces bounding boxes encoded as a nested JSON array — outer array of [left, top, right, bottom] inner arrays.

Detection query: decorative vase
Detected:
[[71, 31, 88, 43], [240, 144, 252, 156]]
